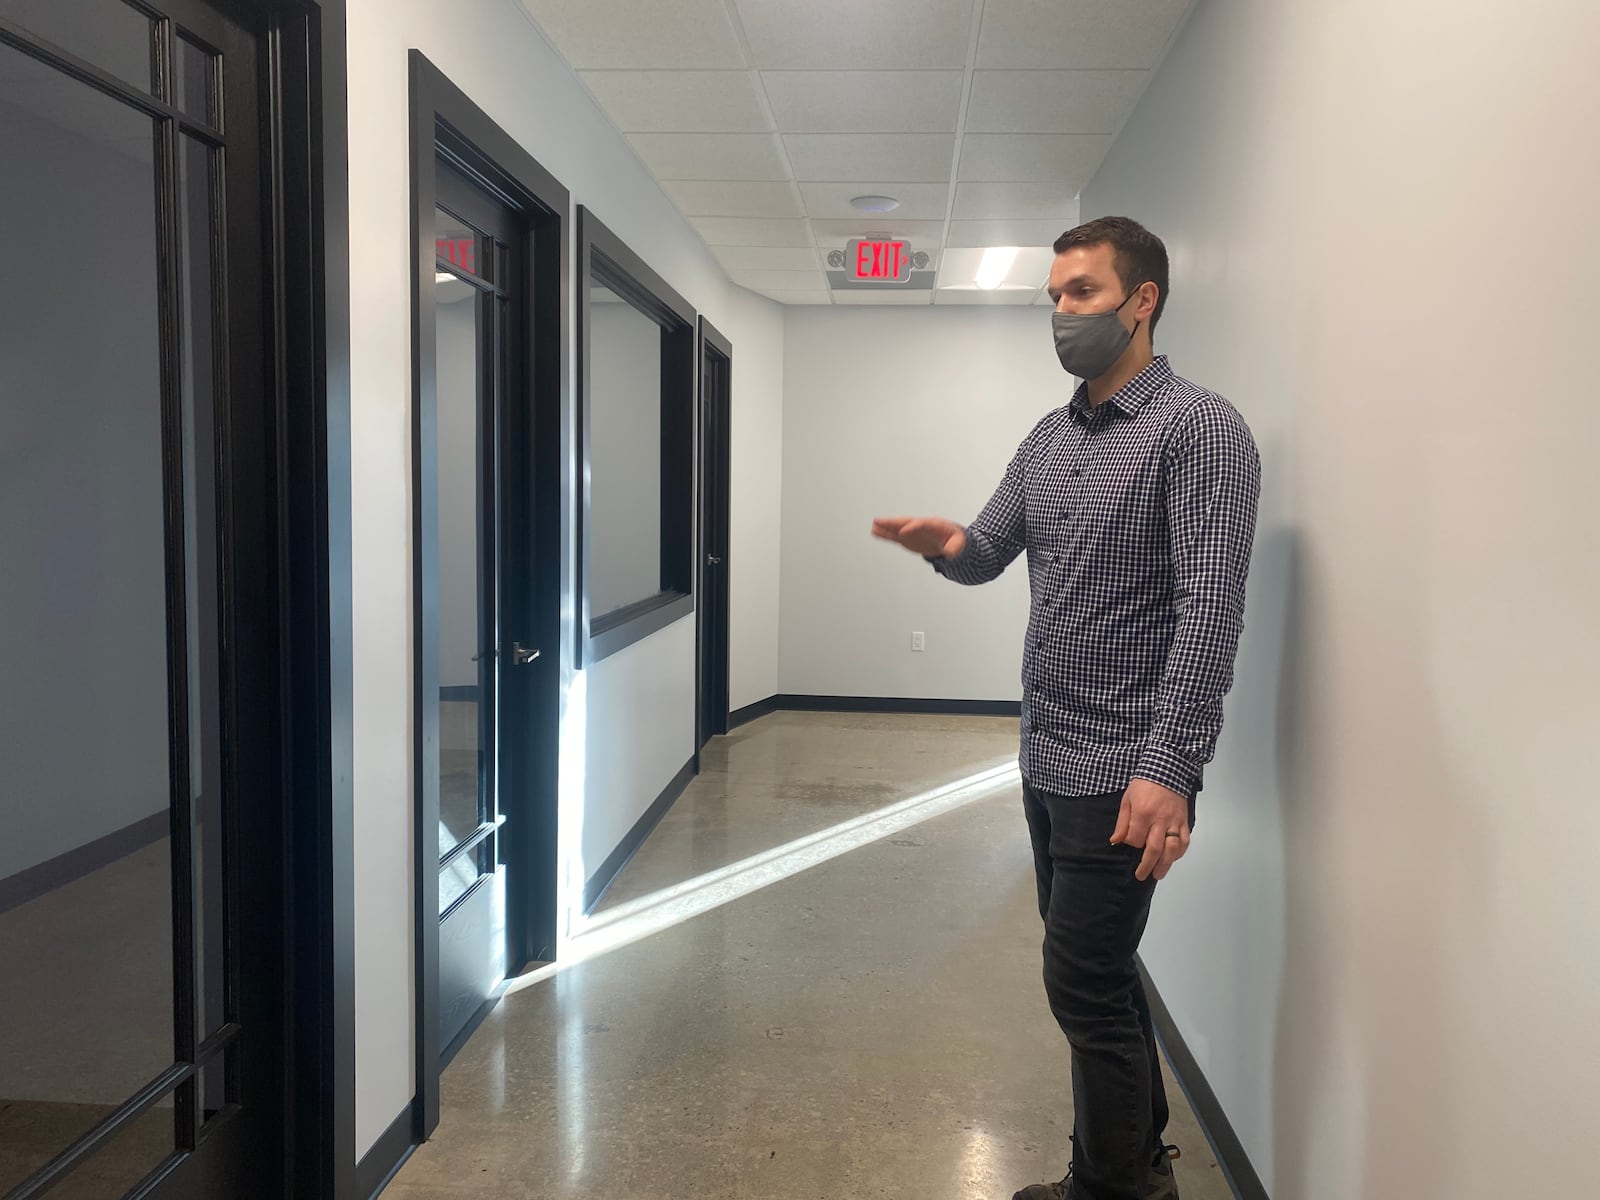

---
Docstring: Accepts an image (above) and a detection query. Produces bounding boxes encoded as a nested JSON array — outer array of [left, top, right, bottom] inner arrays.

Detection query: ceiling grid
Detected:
[[520, 0, 1197, 305]]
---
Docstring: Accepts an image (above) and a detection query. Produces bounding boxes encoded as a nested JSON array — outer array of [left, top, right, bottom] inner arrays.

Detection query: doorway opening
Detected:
[[408, 51, 566, 1140], [696, 319, 734, 752]]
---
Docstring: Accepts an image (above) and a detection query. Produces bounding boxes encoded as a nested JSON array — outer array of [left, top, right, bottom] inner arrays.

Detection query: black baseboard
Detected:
[[728, 694, 780, 729], [582, 756, 698, 914], [0, 811, 168, 917], [777, 694, 1022, 718], [1138, 959, 1268, 1200], [440, 984, 506, 1070], [354, 1103, 417, 1200]]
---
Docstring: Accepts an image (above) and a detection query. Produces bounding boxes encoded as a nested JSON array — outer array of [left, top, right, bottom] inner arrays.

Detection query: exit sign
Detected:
[[845, 238, 912, 283]]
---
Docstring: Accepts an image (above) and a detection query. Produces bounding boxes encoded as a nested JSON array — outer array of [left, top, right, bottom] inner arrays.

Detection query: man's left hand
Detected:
[[1111, 778, 1192, 882]]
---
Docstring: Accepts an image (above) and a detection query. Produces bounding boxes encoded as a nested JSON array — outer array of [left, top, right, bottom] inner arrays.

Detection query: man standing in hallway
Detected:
[[872, 217, 1260, 1200]]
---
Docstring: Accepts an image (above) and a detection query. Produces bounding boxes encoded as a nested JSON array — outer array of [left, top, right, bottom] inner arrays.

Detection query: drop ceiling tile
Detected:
[[734, 0, 975, 69], [664, 180, 805, 218], [954, 181, 1081, 220], [936, 246, 1055, 290], [747, 290, 835, 304], [784, 133, 955, 183], [966, 69, 1149, 134], [810, 218, 948, 246], [799, 181, 949, 220], [521, 0, 747, 68], [958, 133, 1112, 185], [832, 290, 935, 305], [976, 0, 1192, 70], [729, 268, 830, 291], [580, 71, 771, 133], [691, 216, 816, 246], [711, 245, 825, 271], [760, 71, 964, 133], [947, 218, 1077, 247], [934, 287, 1038, 305], [628, 133, 789, 180]]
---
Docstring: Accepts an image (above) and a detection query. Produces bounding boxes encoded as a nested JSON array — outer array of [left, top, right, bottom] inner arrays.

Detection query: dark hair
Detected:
[[1054, 216, 1170, 333]]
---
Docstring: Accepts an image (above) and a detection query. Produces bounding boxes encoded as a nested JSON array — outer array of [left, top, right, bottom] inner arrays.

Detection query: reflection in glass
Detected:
[[174, 35, 216, 125], [434, 264, 487, 860], [0, 0, 154, 93], [587, 279, 665, 618], [439, 844, 486, 916], [36, 1098, 175, 1200], [0, 43, 175, 1187], [436, 207, 484, 281]]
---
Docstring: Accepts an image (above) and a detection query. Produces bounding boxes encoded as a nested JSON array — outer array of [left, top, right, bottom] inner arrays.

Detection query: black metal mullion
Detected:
[[5, 1062, 194, 1200], [0, 19, 221, 142], [435, 260, 502, 295], [198, 71, 242, 1077], [152, 15, 202, 1157], [477, 283, 498, 851]]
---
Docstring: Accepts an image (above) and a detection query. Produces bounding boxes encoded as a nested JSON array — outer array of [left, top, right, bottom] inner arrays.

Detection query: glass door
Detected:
[[0, 1, 284, 1197], [430, 158, 527, 1055]]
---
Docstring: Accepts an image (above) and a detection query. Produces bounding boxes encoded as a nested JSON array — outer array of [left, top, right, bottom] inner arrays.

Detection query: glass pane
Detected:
[[435, 255, 487, 857], [588, 278, 664, 618], [178, 133, 229, 1051], [201, 1045, 231, 1127], [0, 0, 154, 93], [436, 207, 485, 281], [173, 34, 216, 125], [438, 844, 487, 917], [29, 1100, 175, 1200], [0, 41, 174, 1189]]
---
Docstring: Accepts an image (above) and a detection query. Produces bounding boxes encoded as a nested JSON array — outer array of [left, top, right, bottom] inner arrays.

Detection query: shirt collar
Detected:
[[1070, 355, 1174, 418]]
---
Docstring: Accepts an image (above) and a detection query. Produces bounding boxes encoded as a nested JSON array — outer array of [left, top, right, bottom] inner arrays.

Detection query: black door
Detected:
[[0, 2, 287, 1198], [427, 159, 537, 1057], [696, 320, 733, 749]]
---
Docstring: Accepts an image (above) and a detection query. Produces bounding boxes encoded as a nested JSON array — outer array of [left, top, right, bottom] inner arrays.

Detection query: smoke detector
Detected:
[[848, 195, 900, 213]]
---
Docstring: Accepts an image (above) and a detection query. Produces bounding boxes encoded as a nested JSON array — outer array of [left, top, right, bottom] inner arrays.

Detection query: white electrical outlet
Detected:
[[911, 631, 926, 652]]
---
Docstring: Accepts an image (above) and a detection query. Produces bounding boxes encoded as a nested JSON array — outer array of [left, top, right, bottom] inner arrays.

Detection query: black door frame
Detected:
[[695, 317, 733, 751], [408, 50, 568, 1143], [0, 1, 354, 1198]]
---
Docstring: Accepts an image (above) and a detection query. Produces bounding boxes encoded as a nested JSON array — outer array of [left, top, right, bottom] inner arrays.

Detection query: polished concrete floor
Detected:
[[388, 712, 1232, 1200]]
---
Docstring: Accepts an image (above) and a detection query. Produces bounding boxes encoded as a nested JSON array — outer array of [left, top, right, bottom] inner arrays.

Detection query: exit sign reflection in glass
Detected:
[[845, 238, 912, 283]]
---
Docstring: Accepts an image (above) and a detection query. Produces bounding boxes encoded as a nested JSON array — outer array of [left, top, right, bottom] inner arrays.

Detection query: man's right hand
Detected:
[[870, 516, 967, 560]]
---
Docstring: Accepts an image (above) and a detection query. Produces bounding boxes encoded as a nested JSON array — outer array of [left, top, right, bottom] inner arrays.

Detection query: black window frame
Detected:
[[577, 205, 697, 665]]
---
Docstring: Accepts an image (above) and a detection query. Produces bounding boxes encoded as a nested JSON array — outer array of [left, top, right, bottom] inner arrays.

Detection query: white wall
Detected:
[[344, 0, 784, 1157], [1082, 1, 1600, 1196], [722, 289, 785, 712], [778, 305, 1074, 701]]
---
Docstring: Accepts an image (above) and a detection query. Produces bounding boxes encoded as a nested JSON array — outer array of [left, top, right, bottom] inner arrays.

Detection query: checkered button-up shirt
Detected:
[[934, 356, 1261, 799]]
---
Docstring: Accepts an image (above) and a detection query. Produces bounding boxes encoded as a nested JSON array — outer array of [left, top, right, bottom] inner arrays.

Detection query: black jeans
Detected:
[[1022, 782, 1192, 1200]]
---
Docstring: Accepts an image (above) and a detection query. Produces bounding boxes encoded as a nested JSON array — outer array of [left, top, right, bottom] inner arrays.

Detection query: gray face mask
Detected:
[[1051, 287, 1143, 379]]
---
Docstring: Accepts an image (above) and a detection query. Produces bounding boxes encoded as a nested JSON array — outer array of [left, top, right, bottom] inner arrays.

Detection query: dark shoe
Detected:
[[1012, 1175, 1070, 1200], [1013, 1143, 1179, 1200], [1146, 1145, 1182, 1199]]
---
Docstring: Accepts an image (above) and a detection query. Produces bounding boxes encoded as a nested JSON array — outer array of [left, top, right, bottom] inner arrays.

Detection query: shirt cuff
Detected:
[[1133, 740, 1199, 797], [928, 528, 974, 575]]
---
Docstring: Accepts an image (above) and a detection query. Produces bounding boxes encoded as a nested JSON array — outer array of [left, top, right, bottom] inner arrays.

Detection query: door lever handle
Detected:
[[707, 555, 723, 566], [513, 642, 541, 665]]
